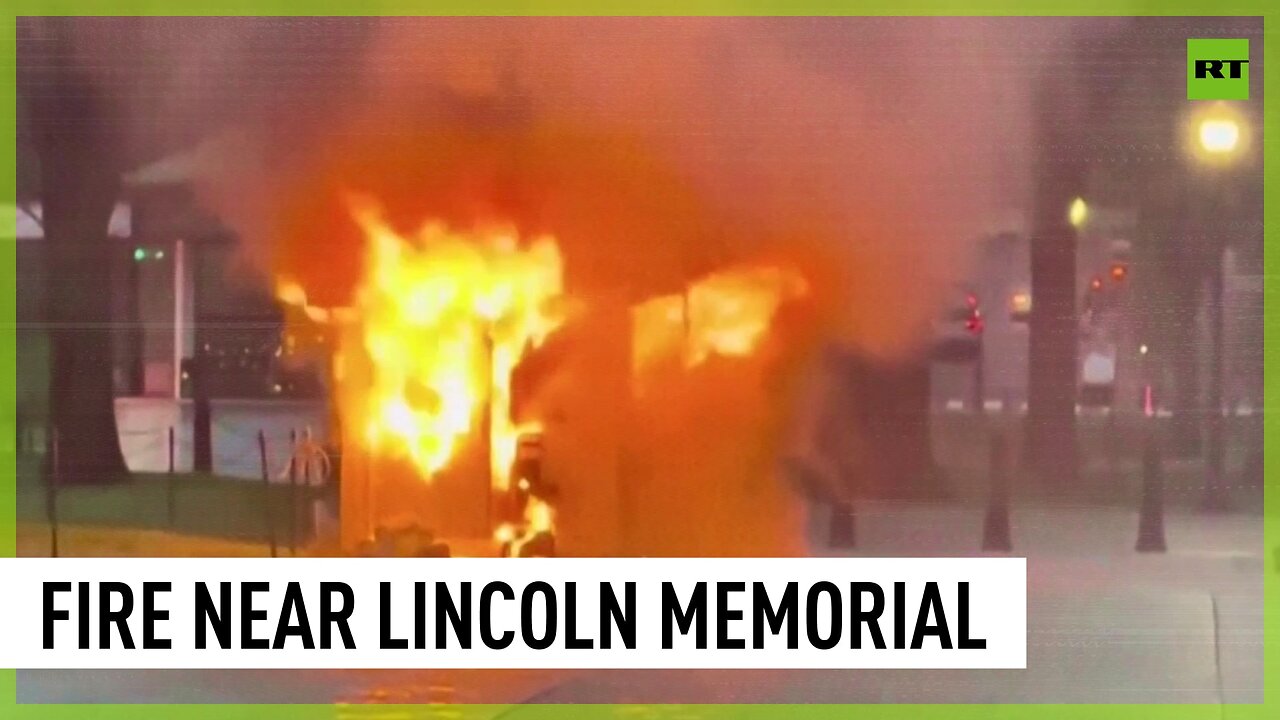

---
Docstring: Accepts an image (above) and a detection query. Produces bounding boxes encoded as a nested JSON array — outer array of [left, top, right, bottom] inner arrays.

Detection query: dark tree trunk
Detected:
[[1025, 66, 1083, 487], [41, 161, 130, 484], [21, 18, 130, 484]]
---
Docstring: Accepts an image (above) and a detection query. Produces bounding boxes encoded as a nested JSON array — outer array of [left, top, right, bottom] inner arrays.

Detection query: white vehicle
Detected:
[[1079, 308, 1120, 407]]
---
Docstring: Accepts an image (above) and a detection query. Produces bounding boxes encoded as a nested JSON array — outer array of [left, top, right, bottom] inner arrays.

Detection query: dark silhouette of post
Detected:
[[48, 428, 61, 558], [166, 426, 176, 528], [192, 354, 213, 473], [972, 334, 985, 417], [1136, 433, 1167, 553], [258, 430, 277, 558], [983, 432, 1013, 552], [288, 428, 298, 555]]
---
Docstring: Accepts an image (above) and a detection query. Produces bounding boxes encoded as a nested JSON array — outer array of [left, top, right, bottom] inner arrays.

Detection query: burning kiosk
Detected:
[[277, 202, 810, 558]]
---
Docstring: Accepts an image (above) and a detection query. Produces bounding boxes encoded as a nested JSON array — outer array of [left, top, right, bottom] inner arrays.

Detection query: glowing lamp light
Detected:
[[1069, 197, 1088, 228], [1198, 118, 1241, 154], [1188, 104, 1247, 165], [132, 246, 166, 262], [1090, 277, 1103, 291], [1110, 263, 1128, 282]]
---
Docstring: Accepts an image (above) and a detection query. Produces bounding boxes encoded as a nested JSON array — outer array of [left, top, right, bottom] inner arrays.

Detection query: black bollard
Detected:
[[982, 432, 1013, 552], [167, 426, 176, 529], [48, 428, 61, 558], [1136, 434, 1167, 553], [288, 429, 298, 556], [258, 430, 278, 558], [829, 500, 856, 548]]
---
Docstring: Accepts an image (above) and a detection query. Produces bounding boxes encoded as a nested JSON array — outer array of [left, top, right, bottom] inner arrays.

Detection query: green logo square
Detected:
[[1187, 38, 1250, 99]]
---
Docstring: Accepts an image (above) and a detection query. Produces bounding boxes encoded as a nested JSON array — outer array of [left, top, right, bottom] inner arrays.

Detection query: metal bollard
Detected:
[[288, 428, 298, 556], [258, 430, 278, 558], [167, 426, 176, 529], [982, 432, 1013, 552], [48, 428, 61, 558], [1135, 434, 1167, 553]]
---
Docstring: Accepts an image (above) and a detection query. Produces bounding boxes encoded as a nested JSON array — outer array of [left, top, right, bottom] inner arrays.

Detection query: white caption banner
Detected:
[[0, 557, 1025, 669]]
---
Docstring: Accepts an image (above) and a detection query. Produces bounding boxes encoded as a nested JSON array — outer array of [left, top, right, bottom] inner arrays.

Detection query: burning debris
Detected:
[[495, 432, 558, 558], [359, 521, 452, 558]]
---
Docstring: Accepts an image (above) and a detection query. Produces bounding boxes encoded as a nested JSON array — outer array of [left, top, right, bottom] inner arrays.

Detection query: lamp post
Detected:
[[1190, 104, 1244, 512]]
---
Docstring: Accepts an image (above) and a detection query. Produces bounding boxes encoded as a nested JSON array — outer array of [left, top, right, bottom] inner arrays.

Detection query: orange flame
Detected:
[[632, 265, 807, 379], [279, 197, 804, 553], [284, 198, 569, 491], [493, 497, 555, 556]]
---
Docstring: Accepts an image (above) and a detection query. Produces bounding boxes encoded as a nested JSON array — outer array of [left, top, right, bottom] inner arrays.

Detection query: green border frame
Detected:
[[0, 3, 1274, 718]]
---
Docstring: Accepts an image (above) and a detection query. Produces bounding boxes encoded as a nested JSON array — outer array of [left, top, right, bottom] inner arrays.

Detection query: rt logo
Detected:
[[1187, 39, 1249, 100]]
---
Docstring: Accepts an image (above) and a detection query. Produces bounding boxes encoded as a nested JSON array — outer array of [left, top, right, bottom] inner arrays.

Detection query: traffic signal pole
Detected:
[[972, 335, 985, 417]]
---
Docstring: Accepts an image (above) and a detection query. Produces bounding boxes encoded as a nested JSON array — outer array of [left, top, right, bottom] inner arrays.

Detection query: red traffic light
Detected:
[[965, 309, 984, 335], [1110, 263, 1128, 282]]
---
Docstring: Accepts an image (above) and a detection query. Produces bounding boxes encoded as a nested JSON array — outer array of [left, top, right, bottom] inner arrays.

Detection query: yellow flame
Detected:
[[493, 523, 516, 545], [282, 198, 803, 552], [632, 265, 806, 376], [342, 198, 566, 488], [494, 497, 556, 556], [277, 279, 309, 308]]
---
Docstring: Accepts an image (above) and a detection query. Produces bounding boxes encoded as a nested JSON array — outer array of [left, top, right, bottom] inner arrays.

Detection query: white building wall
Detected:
[[115, 398, 330, 481]]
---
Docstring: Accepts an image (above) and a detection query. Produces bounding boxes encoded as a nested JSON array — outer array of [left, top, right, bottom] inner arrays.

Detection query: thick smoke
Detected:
[[183, 18, 1072, 554], [177, 17, 1068, 359], [30, 16, 1095, 351], [53, 17, 1090, 553]]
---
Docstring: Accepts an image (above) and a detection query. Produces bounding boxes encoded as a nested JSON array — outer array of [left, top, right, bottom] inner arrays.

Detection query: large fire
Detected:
[[279, 196, 805, 554], [632, 265, 808, 381], [281, 197, 569, 494]]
